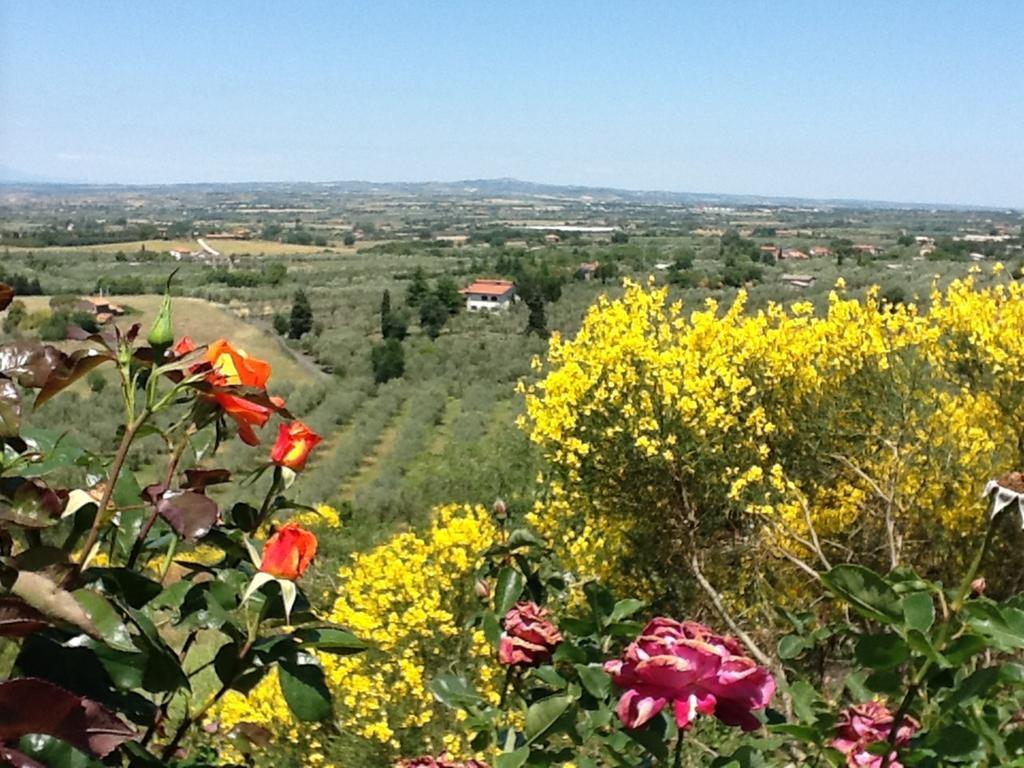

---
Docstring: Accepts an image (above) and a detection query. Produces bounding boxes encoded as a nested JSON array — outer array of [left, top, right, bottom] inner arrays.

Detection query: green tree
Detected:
[[2, 300, 26, 334], [419, 294, 448, 339], [343, 232, 356, 246], [406, 267, 429, 307], [380, 290, 392, 337], [371, 338, 405, 383], [434, 277, 463, 316], [525, 296, 548, 337], [289, 289, 313, 339], [272, 313, 289, 336]]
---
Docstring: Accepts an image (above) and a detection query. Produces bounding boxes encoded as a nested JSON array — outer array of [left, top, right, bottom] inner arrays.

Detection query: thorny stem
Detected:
[[672, 727, 685, 768]]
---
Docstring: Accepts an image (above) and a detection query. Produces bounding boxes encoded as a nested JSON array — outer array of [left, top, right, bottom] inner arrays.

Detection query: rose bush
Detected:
[[0, 279, 364, 767]]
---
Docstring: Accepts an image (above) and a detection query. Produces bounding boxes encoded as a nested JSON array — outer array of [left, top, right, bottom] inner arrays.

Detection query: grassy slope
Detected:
[[17, 294, 319, 387]]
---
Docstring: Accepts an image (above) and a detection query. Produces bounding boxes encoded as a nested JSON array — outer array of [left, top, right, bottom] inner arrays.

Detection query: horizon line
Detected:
[[0, 174, 1020, 213]]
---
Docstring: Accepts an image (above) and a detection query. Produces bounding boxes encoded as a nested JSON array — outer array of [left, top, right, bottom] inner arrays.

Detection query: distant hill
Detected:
[[0, 177, 1013, 212]]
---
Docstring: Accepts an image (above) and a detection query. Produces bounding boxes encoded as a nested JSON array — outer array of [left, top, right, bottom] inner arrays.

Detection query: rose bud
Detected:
[[498, 601, 561, 667], [260, 523, 318, 581], [492, 499, 507, 520], [971, 577, 987, 597], [270, 420, 323, 472], [474, 579, 492, 600], [147, 287, 175, 353]]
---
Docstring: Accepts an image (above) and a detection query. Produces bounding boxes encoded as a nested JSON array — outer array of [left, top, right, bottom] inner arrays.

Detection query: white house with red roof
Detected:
[[460, 279, 516, 312]]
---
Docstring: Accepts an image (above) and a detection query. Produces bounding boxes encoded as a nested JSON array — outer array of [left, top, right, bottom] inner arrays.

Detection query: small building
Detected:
[[759, 244, 781, 261], [970, 252, 987, 262], [460, 279, 516, 312], [578, 261, 600, 280], [853, 244, 880, 256], [781, 274, 816, 289], [810, 246, 831, 258], [544, 233, 561, 244], [170, 248, 199, 261], [780, 248, 809, 260]]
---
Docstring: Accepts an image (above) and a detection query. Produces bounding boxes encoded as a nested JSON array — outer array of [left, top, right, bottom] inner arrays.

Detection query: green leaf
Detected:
[[483, 611, 502, 649], [494, 567, 526, 616], [901, 591, 935, 632], [609, 599, 646, 622], [430, 674, 483, 709], [822, 564, 902, 624], [855, 633, 909, 670], [72, 590, 135, 652], [777, 634, 808, 660], [278, 653, 332, 722], [495, 746, 530, 768], [931, 723, 981, 757], [575, 664, 611, 699], [905, 629, 947, 668], [525, 694, 573, 743], [944, 633, 987, 665], [82, 567, 162, 610], [552, 641, 587, 664], [947, 666, 1002, 709], [18, 428, 84, 476], [294, 627, 367, 655], [964, 602, 1024, 650], [583, 581, 615, 624]]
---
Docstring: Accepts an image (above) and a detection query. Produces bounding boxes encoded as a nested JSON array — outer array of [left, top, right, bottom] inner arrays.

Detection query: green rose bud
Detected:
[[147, 271, 178, 353]]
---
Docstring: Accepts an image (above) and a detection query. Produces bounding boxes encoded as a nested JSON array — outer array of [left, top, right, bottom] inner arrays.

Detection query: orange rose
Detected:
[[259, 523, 318, 580], [204, 339, 282, 445], [270, 420, 323, 472]]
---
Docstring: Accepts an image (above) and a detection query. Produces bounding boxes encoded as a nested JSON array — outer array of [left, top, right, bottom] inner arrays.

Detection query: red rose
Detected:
[[260, 523, 317, 580], [498, 601, 562, 667], [604, 618, 775, 732], [204, 339, 283, 445], [270, 421, 323, 472]]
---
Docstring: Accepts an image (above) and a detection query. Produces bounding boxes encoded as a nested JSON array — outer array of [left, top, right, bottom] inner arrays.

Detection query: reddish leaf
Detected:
[[34, 349, 115, 409], [182, 468, 231, 491], [156, 490, 218, 540], [0, 478, 64, 528], [0, 283, 13, 312], [0, 376, 21, 438], [0, 343, 64, 388], [0, 596, 49, 637], [0, 677, 136, 757], [0, 744, 47, 768]]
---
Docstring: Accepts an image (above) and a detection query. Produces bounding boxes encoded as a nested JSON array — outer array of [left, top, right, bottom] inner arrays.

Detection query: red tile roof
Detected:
[[460, 279, 515, 296]]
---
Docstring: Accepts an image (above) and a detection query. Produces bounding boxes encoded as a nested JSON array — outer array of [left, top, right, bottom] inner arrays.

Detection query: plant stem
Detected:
[[126, 431, 191, 570], [256, 466, 284, 530], [672, 728, 684, 768], [74, 412, 148, 570]]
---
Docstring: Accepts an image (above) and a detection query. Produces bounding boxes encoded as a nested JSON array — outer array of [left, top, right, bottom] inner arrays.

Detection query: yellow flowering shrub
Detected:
[[521, 273, 1024, 604], [214, 503, 500, 764]]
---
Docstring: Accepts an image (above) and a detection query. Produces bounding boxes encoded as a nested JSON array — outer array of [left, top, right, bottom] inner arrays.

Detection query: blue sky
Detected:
[[1, 1, 1021, 206]]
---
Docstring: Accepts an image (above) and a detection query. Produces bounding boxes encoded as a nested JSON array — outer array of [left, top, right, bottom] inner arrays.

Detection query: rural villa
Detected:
[[460, 278, 516, 311]]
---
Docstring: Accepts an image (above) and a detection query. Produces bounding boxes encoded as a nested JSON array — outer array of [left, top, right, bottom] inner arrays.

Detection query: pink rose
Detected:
[[604, 618, 775, 732], [498, 602, 562, 667], [831, 701, 919, 768]]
